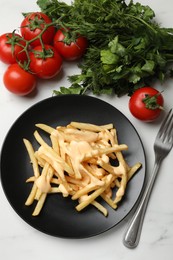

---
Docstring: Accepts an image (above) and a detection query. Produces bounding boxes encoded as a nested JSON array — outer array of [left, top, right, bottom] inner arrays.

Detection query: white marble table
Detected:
[[0, 1, 173, 259]]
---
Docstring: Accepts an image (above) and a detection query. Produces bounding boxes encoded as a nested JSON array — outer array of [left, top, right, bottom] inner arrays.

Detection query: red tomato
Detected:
[[29, 44, 63, 79], [129, 86, 164, 122], [0, 33, 27, 64], [3, 64, 36, 96], [20, 12, 55, 47], [53, 29, 88, 61]]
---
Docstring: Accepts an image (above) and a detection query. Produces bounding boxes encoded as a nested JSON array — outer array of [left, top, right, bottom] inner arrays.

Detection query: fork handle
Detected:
[[123, 158, 162, 248]]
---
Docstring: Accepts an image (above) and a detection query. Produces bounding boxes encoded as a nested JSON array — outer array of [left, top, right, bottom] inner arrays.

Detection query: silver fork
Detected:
[[123, 108, 173, 249]]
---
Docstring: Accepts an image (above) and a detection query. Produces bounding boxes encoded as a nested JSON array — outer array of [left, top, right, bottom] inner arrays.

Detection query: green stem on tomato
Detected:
[[17, 18, 63, 71], [142, 92, 163, 110]]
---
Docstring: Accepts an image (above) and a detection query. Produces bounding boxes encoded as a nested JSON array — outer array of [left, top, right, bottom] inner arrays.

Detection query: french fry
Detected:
[[69, 122, 113, 132], [26, 176, 35, 183], [35, 123, 55, 134], [113, 172, 127, 204], [25, 183, 38, 206], [83, 144, 128, 161], [128, 162, 142, 181], [34, 131, 74, 176], [23, 138, 40, 178], [24, 121, 142, 217], [23, 139, 40, 206], [101, 193, 117, 209], [72, 182, 103, 200], [91, 200, 108, 217], [32, 193, 47, 216], [75, 174, 113, 212], [50, 133, 60, 155]]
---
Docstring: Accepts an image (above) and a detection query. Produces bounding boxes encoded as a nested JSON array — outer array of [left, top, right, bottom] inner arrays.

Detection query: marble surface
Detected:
[[0, 0, 173, 259]]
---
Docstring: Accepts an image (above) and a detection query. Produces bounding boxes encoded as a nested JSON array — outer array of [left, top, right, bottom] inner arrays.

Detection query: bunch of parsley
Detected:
[[37, 0, 173, 96]]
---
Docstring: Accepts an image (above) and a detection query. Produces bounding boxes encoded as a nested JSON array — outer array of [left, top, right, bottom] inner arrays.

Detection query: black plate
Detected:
[[0, 95, 146, 238]]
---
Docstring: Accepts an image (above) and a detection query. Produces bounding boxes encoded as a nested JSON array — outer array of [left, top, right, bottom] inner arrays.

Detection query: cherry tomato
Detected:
[[53, 29, 88, 61], [3, 64, 36, 96], [20, 12, 55, 47], [29, 44, 63, 79], [129, 86, 164, 122], [0, 33, 27, 64]]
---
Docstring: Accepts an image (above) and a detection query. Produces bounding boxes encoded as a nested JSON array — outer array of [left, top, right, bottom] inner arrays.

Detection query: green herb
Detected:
[[142, 93, 163, 110], [37, 0, 173, 96]]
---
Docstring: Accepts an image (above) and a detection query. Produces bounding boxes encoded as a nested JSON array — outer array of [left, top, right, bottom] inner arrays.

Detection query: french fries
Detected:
[[23, 121, 142, 217]]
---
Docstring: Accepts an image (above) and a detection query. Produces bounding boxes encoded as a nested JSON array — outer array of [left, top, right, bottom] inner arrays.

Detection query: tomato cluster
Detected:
[[0, 12, 88, 96]]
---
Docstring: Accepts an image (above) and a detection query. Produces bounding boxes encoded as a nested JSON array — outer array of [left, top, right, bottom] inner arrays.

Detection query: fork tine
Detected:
[[157, 109, 173, 142]]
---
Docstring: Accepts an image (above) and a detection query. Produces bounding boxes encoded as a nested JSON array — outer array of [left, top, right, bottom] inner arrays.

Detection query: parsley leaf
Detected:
[[37, 0, 173, 96]]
